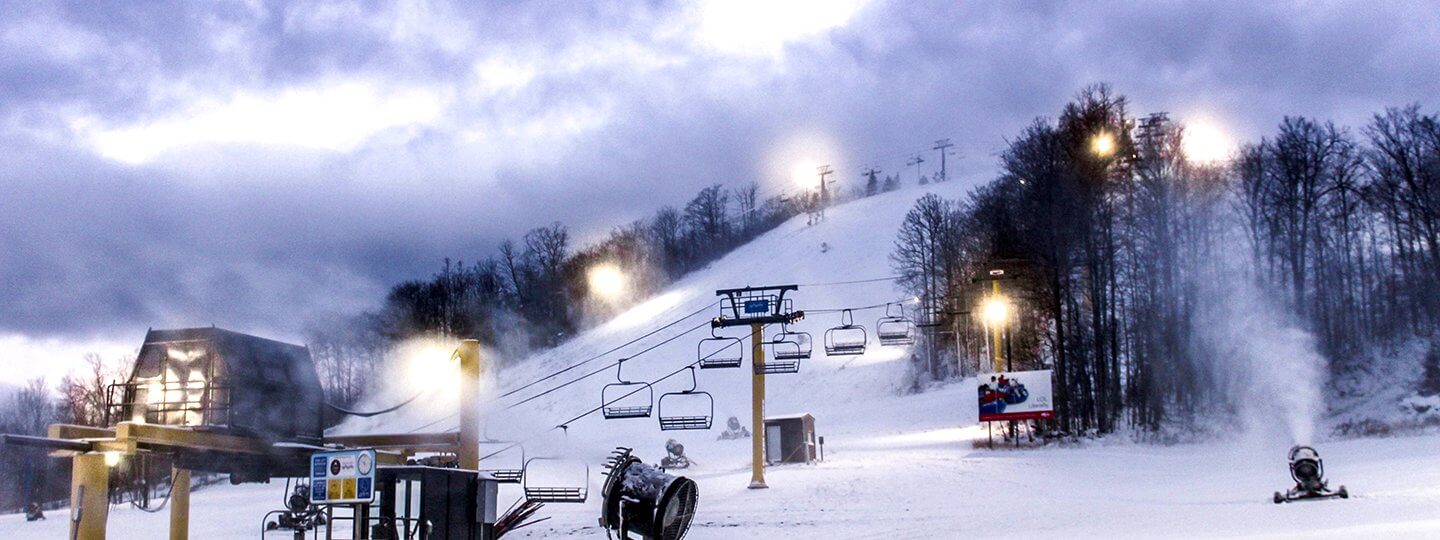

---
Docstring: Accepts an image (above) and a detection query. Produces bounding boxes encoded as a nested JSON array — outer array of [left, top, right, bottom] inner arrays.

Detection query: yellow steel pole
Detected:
[[456, 339, 482, 470], [70, 453, 110, 540], [748, 323, 768, 489], [991, 281, 1004, 373], [168, 467, 190, 540]]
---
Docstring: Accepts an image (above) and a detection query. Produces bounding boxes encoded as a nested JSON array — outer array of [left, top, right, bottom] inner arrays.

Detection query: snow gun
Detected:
[[1274, 445, 1348, 503]]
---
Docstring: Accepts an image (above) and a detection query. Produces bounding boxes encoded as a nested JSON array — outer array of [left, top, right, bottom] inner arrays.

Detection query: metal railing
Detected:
[[105, 380, 233, 428]]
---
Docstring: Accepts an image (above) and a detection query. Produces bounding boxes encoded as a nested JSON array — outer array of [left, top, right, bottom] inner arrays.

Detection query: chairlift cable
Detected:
[[807, 297, 918, 314], [476, 334, 752, 463], [497, 300, 720, 400], [325, 392, 422, 417], [796, 275, 902, 287], [404, 301, 717, 433], [501, 319, 713, 410]]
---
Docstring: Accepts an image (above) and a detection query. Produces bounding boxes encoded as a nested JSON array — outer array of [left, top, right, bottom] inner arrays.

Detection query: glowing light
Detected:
[[982, 296, 1011, 326], [1090, 132, 1116, 157], [793, 162, 819, 189], [1183, 120, 1234, 164], [588, 264, 629, 301], [766, 131, 840, 193], [103, 452, 122, 467]]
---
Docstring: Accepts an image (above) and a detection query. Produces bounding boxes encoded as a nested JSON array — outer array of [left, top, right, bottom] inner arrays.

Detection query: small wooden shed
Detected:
[[763, 413, 817, 464]]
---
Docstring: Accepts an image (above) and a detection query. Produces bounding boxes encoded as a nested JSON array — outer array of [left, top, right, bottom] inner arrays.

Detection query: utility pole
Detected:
[[933, 138, 954, 182]]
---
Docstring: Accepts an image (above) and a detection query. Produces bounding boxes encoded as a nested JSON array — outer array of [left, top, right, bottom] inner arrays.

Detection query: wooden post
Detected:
[[70, 453, 110, 540], [169, 467, 190, 540], [456, 339, 483, 470], [748, 323, 768, 489]]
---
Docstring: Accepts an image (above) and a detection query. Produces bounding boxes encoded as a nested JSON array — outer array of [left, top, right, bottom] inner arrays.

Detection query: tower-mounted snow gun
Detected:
[[1274, 445, 1348, 503]]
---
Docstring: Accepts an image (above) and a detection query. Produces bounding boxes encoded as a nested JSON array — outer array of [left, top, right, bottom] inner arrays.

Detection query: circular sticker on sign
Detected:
[[330, 459, 341, 476], [358, 452, 374, 475]]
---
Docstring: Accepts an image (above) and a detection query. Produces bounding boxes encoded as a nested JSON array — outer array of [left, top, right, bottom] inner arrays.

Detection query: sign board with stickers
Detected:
[[309, 449, 377, 505]]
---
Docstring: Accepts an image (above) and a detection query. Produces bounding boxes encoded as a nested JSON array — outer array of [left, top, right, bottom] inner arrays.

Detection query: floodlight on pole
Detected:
[[588, 264, 629, 301], [981, 296, 1011, 326], [1090, 131, 1116, 157]]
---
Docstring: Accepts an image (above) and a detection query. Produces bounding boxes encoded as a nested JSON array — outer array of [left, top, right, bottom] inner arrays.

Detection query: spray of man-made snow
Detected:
[[328, 335, 497, 436], [1196, 277, 1326, 445]]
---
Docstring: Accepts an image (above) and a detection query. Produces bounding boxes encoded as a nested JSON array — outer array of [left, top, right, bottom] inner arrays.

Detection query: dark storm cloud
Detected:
[[2, 0, 1438, 347]]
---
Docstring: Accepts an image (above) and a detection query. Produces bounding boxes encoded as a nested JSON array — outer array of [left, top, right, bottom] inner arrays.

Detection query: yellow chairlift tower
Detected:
[[712, 285, 804, 489]]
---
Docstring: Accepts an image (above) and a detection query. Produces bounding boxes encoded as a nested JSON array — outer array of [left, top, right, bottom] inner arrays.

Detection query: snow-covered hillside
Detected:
[[8, 181, 1440, 539]]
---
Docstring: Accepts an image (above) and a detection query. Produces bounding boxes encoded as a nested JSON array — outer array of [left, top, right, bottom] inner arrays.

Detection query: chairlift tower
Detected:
[[934, 138, 954, 182], [713, 285, 804, 489]]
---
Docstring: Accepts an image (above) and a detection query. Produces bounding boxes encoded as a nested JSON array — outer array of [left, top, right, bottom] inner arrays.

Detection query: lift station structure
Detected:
[[1, 328, 499, 540]]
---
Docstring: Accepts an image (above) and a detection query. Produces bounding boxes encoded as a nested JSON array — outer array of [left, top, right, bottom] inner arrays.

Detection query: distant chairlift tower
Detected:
[[713, 285, 804, 489]]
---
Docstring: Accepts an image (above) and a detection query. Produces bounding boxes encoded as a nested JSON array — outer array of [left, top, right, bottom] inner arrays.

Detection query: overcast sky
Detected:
[[2, 0, 1437, 383]]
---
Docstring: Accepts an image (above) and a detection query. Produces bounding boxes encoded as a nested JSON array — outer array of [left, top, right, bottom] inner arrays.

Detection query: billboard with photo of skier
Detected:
[[977, 369, 1053, 422]]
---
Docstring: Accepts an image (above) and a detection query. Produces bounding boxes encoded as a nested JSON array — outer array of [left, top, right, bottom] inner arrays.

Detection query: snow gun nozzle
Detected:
[[1274, 445, 1349, 504]]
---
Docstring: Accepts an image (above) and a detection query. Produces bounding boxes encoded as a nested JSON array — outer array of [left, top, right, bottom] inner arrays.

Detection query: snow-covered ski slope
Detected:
[[9, 180, 1440, 538]]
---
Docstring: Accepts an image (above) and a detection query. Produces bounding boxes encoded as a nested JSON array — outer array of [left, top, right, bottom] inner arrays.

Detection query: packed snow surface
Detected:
[[7, 181, 1440, 538]]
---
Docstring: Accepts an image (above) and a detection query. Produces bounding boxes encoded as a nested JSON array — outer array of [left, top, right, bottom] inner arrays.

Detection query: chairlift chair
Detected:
[[476, 438, 525, 483], [913, 305, 945, 328], [658, 367, 714, 431], [601, 359, 654, 419], [769, 323, 813, 361], [757, 327, 805, 375], [697, 327, 743, 369], [876, 303, 917, 346], [522, 457, 590, 503], [824, 309, 868, 356]]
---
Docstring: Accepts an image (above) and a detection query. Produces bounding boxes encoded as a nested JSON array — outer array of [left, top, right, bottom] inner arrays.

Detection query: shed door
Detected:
[[765, 425, 783, 463]]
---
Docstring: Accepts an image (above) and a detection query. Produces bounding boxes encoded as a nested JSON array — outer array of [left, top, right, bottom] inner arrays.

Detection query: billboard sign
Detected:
[[310, 448, 377, 505], [977, 369, 1053, 422]]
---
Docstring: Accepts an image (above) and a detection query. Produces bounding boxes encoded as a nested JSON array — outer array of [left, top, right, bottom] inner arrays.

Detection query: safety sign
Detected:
[[310, 448, 377, 504]]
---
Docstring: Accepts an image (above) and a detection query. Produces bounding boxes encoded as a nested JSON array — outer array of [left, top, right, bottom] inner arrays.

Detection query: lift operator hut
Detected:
[[764, 413, 818, 464]]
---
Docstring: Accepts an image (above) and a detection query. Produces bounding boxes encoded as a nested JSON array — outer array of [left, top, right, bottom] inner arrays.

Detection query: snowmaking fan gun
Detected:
[[1274, 445, 1348, 503]]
